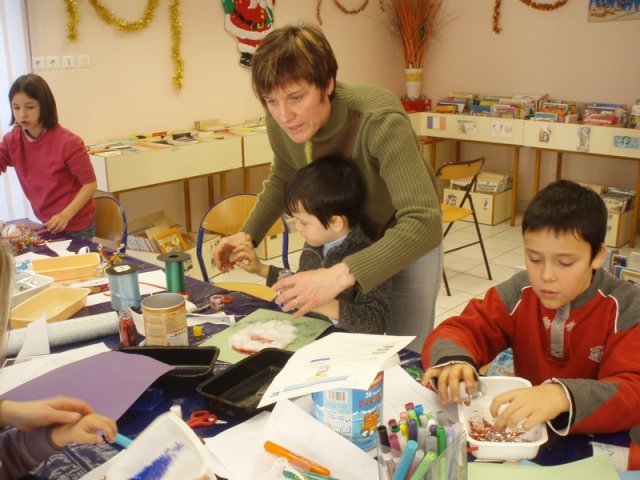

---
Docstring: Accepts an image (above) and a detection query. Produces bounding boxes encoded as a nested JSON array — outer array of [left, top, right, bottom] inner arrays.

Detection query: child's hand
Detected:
[[45, 212, 72, 233], [213, 232, 253, 272], [490, 383, 569, 431], [232, 241, 267, 277], [50, 412, 117, 448], [0, 397, 93, 430], [422, 363, 479, 405]]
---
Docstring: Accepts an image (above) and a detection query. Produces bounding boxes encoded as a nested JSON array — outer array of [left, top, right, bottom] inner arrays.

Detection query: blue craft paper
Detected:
[[2, 351, 173, 419]]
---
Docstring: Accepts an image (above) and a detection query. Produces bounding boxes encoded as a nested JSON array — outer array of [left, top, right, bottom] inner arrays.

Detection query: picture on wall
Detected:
[[589, 1, 640, 22]]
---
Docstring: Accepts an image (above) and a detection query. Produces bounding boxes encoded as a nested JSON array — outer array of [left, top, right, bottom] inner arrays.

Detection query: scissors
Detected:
[[186, 410, 227, 428]]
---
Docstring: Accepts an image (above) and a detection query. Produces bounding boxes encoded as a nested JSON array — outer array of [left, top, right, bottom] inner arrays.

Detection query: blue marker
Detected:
[[392, 439, 418, 480], [114, 432, 133, 449]]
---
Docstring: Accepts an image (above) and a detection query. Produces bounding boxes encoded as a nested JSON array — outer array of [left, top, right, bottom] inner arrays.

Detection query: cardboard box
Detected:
[[606, 209, 632, 248], [442, 188, 512, 225], [183, 232, 221, 282]]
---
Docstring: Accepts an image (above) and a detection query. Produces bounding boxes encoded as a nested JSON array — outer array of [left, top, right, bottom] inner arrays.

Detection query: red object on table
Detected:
[[187, 410, 220, 428], [401, 96, 431, 113]]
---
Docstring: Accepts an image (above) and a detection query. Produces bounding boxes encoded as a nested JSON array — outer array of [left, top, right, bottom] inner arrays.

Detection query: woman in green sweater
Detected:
[[214, 24, 442, 352]]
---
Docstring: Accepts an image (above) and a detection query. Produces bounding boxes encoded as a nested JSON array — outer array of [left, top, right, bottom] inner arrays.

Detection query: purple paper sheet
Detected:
[[2, 351, 173, 419]]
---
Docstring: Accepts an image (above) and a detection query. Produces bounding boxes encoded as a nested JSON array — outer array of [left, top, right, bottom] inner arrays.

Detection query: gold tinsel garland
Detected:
[[169, 0, 183, 90], [316, 0, 370, 25], [493, 0, 568, 34], [89, 0, 159, 31], [64, 0, 184, 90]]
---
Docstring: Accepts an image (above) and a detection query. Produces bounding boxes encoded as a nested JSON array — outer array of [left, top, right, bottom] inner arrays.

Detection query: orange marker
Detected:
[[263, 440, 331, 476]]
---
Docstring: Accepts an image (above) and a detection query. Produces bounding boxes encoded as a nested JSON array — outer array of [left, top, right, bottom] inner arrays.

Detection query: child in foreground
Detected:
[[0, 241, 116, 477], [421, 180, 640, 435], [232, 155, 391, 334], [0, 74, 97, 240]]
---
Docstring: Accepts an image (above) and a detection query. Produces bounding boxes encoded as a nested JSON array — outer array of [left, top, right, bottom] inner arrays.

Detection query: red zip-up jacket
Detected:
[[422, 269, 640, 435]]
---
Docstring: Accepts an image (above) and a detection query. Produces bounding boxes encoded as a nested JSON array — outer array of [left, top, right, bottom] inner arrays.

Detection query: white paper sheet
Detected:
[[204, 411, 272, 480], [251, 399, 378, 479], [45, 240, 72, 256], [382, 364, 457, 424], [258, 332, 414, 407], [15, 315, 50, 359]]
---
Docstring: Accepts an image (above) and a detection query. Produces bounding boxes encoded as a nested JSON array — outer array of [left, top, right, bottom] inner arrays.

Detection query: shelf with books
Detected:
[[410, 112, 524, 227], [410, 112, 640, 245], [91, 136, 243, 231]]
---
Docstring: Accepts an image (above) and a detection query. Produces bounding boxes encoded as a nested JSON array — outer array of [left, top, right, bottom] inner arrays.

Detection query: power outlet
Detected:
[[46, 56, 60, 69], [62, 55, 76, 69], [32, 57, 45, 71], [77, 54, 91, 68]]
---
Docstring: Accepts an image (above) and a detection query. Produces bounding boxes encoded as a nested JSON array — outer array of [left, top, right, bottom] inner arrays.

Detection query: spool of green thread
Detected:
[[157, 252, 191, 293]]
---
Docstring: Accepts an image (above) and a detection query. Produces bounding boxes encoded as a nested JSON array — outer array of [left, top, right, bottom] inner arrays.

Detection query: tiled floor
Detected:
[[209, 217, 640, 328]]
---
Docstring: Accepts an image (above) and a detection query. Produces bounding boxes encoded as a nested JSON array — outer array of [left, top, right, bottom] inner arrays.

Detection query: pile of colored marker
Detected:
[[377, 402, 465, 480]]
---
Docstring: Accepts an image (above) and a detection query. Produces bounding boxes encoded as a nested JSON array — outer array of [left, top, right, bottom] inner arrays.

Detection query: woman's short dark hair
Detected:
[[285, 155, 366, 229], [251, 24, 338, 106], [522, 180, 607, 260], [9, 74, 58, 128]]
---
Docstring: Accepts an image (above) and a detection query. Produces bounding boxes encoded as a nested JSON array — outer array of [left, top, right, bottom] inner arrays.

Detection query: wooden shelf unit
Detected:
[[411, 112, 640, 247]]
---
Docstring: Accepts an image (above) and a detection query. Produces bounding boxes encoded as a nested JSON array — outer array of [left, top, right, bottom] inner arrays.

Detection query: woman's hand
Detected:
[[213, 232, 253, 272], [273, 263, 355, 317], [0, 397, 94, 431], [490, 383, 569, 431]]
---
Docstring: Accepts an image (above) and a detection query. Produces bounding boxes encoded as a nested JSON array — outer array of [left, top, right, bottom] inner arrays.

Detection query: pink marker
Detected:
[[389, 433, 402, 462]]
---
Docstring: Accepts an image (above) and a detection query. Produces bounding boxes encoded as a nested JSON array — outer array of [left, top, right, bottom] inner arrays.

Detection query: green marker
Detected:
[[409, 450, 437, 480]]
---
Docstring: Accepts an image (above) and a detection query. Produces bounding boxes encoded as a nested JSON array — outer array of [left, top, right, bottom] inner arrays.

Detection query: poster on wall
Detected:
[[588, 1, 640, 22]]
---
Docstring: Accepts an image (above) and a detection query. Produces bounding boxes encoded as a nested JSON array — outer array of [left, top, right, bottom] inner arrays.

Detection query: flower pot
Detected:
[[404, 67, 423, 99]]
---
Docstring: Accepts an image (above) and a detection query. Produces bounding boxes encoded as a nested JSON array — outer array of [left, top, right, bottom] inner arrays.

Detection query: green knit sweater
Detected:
[[241, 81, 442, 292]]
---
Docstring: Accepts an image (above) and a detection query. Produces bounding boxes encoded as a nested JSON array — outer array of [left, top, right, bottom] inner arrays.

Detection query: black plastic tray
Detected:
[[196, 348, 293, 417], [115, 346, 219, 390]]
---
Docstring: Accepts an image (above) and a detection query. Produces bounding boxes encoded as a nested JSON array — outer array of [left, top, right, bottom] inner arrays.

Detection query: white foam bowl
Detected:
[[458, 376, 548, 461], [11, 273, 54, 308]]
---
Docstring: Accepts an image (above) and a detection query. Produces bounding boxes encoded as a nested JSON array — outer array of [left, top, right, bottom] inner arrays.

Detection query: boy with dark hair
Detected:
[[233, 155, 390, 334], [421, 180, 640, 435]]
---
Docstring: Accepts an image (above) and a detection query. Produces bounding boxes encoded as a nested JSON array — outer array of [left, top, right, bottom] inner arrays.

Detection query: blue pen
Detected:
[[392, 439, 418, 480], [114, 433, 133, 449]]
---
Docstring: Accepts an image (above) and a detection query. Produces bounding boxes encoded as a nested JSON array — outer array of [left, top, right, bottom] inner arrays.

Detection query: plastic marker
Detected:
[[408, 418, 418, 442], [114, 433, 133, 449], [409, 450, 437, 480], [392, 439, 418, 480], [264, 440, 330, 476]]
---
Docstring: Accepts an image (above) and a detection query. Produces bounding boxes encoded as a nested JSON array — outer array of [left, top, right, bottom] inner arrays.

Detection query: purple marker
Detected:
[[408, 418, 418, 442]]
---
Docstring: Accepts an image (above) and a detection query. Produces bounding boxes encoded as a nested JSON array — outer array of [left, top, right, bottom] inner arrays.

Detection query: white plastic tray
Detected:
[[458, 376, 548, 461]]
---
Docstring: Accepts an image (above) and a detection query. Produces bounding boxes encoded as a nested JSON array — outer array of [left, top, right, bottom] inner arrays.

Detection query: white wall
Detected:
[[22, 0, 640, 227], [25, 0, 406, 228]]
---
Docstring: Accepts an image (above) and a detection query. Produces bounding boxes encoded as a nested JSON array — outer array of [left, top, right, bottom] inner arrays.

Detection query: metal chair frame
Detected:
[[436, 157, 492, 295]]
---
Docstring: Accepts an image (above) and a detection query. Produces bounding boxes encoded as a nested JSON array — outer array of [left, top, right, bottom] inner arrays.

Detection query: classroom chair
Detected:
[[93, 195, 128, 251], [436, 157, 492, 296], [196, 193, 290, 283]]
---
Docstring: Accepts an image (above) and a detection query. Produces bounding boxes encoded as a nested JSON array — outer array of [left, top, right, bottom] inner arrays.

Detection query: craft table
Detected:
[[6, 224, 633, 479]]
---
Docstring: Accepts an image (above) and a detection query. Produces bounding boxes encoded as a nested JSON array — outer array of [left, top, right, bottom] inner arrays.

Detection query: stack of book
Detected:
[[447, 170, 512, 193], [601, 186, 635, 214], [583, 103, 628, 126], [628, 100, 640, 129], [604, 250, 640, 286]]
